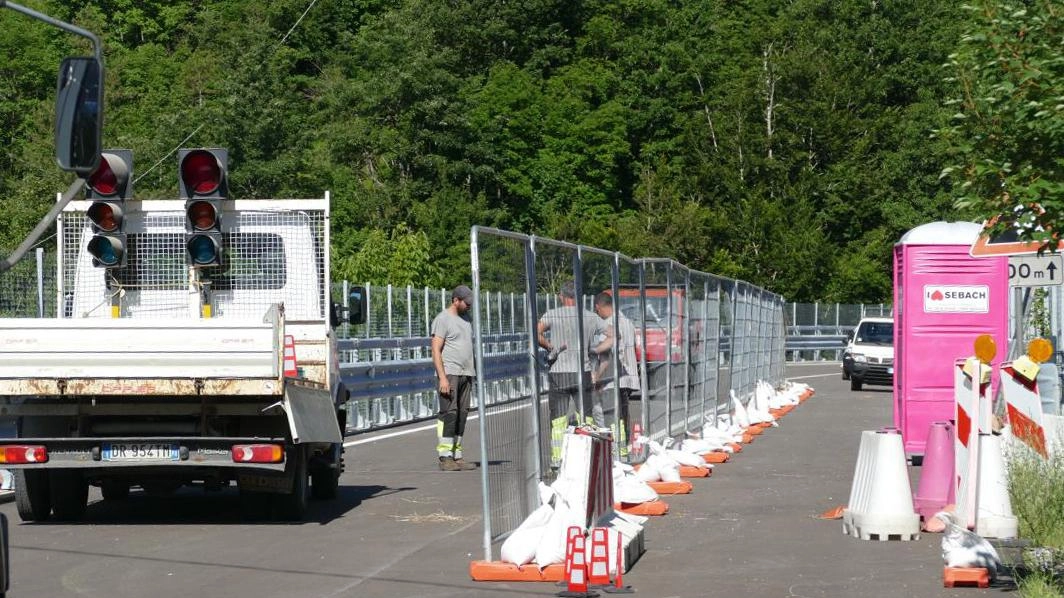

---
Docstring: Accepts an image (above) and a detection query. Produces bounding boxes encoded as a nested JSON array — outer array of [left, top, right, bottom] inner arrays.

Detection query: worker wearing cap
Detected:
[[431, 285, 477, 471]]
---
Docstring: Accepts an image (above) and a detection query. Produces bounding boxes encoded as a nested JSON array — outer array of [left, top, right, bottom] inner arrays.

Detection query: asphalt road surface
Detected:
[[3, 363, 995, 597]]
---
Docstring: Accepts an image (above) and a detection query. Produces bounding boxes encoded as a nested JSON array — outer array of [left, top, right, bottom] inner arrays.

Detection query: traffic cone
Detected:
[[843, 429, 920, 541], [282, 334, 298, 378], [913, 421, 955, 526], [563, 526, 582, 579], [587, 528, 610, 586], [556, 534, 596, 597], [609, 523, 634, 593], [630, 424, 643, 461]]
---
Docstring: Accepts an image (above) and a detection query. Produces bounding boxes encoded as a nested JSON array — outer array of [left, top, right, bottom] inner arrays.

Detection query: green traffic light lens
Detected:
[[187, 234, 218, 265]]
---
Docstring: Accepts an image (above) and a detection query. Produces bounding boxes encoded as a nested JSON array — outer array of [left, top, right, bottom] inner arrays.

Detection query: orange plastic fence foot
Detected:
[[678, 465, 710, 478], [647, 480, 693, 495], [469, 561, 566, 582], [943, 567, 990, 588], [702, 452, 730, 464], [614, 501, 669, 516]]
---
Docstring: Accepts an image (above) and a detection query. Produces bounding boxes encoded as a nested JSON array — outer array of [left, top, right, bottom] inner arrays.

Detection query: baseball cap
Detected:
[[453, 285, 474, 303]]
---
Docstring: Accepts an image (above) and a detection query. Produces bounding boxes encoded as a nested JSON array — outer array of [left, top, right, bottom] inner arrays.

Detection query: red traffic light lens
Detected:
[[87, 202, 121, 232], [88, 158, 119, 196], [187, 201, 217, 231], [181, 150, 221, 195]]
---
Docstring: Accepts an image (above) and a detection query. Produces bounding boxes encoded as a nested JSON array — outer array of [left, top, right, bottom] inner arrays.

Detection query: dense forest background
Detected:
[[0, 0, 1008, 301]]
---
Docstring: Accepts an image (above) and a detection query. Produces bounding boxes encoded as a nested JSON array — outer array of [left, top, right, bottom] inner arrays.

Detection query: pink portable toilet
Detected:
[[893, 222, 1009, 457]]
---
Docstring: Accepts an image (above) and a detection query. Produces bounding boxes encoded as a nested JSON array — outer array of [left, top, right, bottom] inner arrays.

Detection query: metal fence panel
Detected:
[[470, 228, 786, 560]]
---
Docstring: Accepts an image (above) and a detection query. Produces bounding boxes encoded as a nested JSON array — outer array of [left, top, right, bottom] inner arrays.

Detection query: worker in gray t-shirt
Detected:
[[537, 280, 607, 466], [431, 285, 477, 471]]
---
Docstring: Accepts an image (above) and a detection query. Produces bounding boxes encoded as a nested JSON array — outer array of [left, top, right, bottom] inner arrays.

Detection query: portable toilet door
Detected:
[[893, 222, 1009, 456]]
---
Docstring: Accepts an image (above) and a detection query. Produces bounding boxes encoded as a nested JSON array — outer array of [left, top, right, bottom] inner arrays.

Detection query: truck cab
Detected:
[[848, 317, 894, 391]]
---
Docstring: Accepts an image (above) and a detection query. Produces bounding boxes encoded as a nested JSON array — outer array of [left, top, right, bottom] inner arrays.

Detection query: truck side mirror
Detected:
[[55, 56, 102, 175], [348, 286, 367, 325]]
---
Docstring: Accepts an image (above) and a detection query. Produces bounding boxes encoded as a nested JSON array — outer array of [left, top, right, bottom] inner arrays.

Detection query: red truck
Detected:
[[614, 286, 687, 363]]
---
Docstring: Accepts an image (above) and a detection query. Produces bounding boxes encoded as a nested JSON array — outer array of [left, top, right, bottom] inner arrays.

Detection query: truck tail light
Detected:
[[0, 445, 48, 464], [231, 444, 284, 463]]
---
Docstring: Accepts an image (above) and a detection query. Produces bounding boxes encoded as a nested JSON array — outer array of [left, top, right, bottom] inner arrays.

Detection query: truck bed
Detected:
[[0, 316, 282, 396]]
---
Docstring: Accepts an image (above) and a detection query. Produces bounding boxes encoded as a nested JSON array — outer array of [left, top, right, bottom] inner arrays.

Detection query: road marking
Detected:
[[788, 373, 840, 381]]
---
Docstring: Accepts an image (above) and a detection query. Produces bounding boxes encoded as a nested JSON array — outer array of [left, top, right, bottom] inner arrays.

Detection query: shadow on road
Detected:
[[20, 483, 414, 526]]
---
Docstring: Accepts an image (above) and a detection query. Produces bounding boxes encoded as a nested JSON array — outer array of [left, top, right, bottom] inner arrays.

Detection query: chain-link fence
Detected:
[[471, 227, 786, 560], [0, 248, 56, 318]]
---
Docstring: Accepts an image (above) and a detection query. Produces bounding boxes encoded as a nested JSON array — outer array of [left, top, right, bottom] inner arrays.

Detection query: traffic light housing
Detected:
[[86, 150, 132, 268], [180, 149, 228, 268], [185, 199, 224, 267], [178, 148, 228, 200]]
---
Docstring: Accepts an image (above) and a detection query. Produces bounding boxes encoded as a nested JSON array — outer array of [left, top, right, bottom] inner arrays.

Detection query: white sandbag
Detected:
[[659, 463, 682, 483], [634, 461, 662, 482], [646, 454, 681, 483], [613, 475, 658, 504], [535, 494, 582, 567], [500, 503, 553, 565], [666, 449, 710, 469]]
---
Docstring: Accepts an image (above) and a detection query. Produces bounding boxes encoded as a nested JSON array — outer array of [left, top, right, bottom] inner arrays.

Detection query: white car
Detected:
[[848, 317, 894, 391]]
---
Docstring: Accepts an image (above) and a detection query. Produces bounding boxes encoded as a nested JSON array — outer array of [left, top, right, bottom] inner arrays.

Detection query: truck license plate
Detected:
[[102, 443, 179, 461]]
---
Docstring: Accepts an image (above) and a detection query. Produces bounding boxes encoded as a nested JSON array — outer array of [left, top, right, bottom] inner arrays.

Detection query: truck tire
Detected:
[[311, 467, 339, 500], [101, 480, 130, 501], [275, 447, 309, 521], [850, 378, 862, 391], [14, 470, 51, 522], [50, 471, 88, 521]]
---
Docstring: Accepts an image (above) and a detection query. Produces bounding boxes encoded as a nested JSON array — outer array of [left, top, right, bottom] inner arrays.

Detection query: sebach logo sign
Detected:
[[923, 285, 989, 314]]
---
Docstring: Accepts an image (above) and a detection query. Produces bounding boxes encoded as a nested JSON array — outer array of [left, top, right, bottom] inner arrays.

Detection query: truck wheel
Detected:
[[101, 480, 130, 501], [14, 470, 51, 522], [50, 471, 88, 521], [311, 467, 339, 500], [275, 447, 309, 521], [850, 378, 862, 391]]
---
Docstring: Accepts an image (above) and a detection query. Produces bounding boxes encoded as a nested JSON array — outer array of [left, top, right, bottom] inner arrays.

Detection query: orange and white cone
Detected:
[[587, 528, 610, 586], [557, 534, 591, 597]]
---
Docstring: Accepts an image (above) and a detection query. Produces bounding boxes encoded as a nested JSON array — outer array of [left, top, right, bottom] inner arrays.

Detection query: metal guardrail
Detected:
[[339, 330, 848, 407], [785, 335, 848, 351]]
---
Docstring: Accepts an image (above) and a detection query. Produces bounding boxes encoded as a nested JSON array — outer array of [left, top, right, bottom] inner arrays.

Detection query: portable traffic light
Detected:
[[185, 199, 223, 266], [86, 150, 132, 268], [178, 148, 227, 200], [180, 149, 228, 267]]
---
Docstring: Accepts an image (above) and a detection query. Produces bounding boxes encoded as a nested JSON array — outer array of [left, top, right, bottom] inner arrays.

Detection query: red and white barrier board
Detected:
[[1000, 363, 1049, 459], [954, 357, 991, 529], [557, 430, 615, 528]]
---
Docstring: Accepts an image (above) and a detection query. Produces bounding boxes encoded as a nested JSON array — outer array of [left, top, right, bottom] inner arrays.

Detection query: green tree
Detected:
[[940, 1, 1064, 245]]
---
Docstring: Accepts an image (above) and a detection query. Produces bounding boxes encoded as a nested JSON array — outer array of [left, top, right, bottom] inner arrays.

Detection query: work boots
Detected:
[[453, 458, 477, 471], [439, 456, 460, 471]]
